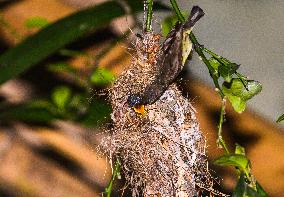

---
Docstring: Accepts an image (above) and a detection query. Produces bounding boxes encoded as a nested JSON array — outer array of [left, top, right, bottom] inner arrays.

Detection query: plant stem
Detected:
[[145, 0, 154, 32], [203, 47, 225, 61], [217, 99, 229, 153], [169, 0, 184, 22], [190, 34, 225, 98], [104, 159, 121, 197]]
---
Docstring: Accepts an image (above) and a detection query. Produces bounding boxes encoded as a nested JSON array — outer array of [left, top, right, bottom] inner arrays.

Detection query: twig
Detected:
[[104, 159, 121, 197], [217, 99, 229, 153], [145, 0, 154, 32]]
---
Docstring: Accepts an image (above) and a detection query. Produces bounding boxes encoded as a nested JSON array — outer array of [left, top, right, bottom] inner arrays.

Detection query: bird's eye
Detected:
[[127, 94, 142, 107]]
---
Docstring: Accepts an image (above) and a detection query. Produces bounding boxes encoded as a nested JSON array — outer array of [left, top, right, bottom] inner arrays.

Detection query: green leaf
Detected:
[[219, 62, 239, 82], [59, 93, 88, 120], [235, 72, 249, 89], [90, 68, 115, 86], [233, 173, 247, 197], [51, 86, 72, 109], [47, 62, 76, 74], [246, 188, 262, 197], [162, 14, 179, 36], [68, 93, 88, 114], [161, 12, 188, 36], [222, 79, 262, 113], [25, 17, 49, 29], [233, 174, 258, 197], [214, 154, 250, 173], [276, 113, 284, 123], [204, 49, 241, 82], [225, 93, 246, 113], [235, 144, 246, 155], [0, 1, 127, 85], [208, 57, 221, 77], [0, 100, 59, 123], [255, 182, 268, 197], [58, 49, 88, 57], [233, 174, 268, 197]]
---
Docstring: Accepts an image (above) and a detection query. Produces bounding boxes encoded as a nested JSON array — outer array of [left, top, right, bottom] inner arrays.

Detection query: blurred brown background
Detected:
[[0, 0, 283, 196]]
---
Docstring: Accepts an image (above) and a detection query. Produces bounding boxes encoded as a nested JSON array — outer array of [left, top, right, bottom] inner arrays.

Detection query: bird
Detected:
[[127, 6, 205, 110]]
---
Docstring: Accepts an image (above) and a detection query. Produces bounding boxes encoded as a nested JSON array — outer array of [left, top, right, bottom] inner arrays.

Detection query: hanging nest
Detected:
[[102, 6, 224, 197]]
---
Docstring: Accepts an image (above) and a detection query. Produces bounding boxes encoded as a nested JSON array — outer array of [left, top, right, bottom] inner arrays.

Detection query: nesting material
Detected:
[[100, 29, 219, 196]]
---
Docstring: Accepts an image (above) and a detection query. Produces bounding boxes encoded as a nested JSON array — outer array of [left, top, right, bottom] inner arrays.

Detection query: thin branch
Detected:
[[145, 0, 154, 32], [104, 159, 121, 197], [169, 0, 184, 22], [217, 99, 229, 153]]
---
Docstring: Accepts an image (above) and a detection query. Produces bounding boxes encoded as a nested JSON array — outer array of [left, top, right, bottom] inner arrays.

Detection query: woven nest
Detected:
[[102, 32, 218, 196]]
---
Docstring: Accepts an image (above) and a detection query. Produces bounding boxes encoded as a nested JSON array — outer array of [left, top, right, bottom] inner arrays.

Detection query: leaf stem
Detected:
[[217, 99, 230, 153], [276, 113, 284, 123], [104, 159, 121, 197], [169, 0, 184, 22], [145, 0, 154, 32]]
